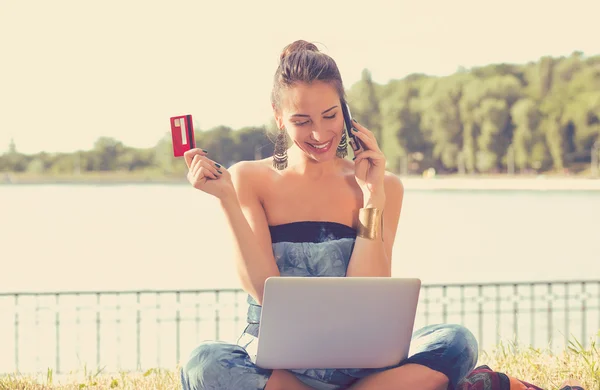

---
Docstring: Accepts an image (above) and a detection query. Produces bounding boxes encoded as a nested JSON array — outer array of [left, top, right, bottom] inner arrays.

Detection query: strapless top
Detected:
[[244, 221, 357, 337]]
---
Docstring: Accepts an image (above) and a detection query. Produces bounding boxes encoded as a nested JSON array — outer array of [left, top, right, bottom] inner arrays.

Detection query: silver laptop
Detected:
[[254, 277, 421, 369]]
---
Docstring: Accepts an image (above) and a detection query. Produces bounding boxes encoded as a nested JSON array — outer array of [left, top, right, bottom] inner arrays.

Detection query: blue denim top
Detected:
[[244, 221, 357, 337]]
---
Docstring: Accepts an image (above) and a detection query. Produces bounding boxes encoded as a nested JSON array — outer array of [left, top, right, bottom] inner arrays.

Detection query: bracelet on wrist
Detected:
[[357, 207, 384, 240]]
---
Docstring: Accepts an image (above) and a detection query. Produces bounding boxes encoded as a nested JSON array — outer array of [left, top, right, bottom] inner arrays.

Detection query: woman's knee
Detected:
[[408, 323, 479, 386], [180, 341, 232, 390], [180, 340, 271, 390], [413, 323, 478, 362], [442, 324, 479, 370]]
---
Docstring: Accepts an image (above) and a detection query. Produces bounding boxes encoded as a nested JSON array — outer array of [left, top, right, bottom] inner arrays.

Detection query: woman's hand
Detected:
[[350, 120, 387, 209], [184, 148, 235, 200]]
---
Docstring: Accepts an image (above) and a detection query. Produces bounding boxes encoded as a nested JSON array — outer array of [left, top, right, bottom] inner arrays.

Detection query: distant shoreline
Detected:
[[401, 176, 600, 191], [2, 172, 600, 191]]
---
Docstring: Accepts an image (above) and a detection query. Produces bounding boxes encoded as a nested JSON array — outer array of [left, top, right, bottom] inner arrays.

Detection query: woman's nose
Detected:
[[309, 125, 330, 142], [310, 132, 326, 142]]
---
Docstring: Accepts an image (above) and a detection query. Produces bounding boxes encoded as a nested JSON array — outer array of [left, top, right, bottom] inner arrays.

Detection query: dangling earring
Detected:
[[273, 128, 288, 170], [336, 130, 348, 158]]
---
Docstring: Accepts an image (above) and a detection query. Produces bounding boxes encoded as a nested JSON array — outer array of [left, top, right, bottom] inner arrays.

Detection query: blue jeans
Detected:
[[180, 323, 478, 390]]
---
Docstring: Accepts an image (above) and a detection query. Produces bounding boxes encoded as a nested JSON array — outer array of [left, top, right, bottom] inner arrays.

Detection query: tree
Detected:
[[2, 52, 599, 177], [348, 69, 382, 144], [511, 98, 542, 171]]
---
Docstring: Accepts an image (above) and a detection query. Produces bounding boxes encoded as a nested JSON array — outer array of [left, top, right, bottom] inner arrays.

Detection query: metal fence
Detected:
[[1, 280, 599, 375]]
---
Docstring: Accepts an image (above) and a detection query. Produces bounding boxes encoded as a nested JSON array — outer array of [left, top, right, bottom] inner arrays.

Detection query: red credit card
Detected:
[[170, 114, 195, 157]]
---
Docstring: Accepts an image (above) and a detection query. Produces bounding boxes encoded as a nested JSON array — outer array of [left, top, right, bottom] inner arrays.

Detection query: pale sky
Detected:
[[1, 0, 598, 154]]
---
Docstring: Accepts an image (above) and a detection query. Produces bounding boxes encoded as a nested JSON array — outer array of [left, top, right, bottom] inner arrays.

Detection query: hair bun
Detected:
[[280, 40, 319, 61]]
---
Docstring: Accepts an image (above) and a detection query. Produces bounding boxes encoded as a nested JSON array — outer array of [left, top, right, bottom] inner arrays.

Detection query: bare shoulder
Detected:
[[383, 172, 404, 239], [383, 171, 404, 200], [227, 158, 273, 189]]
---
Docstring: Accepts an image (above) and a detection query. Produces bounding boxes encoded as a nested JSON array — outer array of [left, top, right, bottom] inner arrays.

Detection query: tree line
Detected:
[[2, 51, 599, 178]]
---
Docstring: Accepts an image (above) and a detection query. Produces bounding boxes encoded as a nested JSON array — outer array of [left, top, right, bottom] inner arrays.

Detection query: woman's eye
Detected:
[[293, 114, 335, 125]]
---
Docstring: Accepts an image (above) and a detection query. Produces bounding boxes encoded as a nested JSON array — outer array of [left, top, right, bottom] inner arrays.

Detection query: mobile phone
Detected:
[[170, 114, 195, 157], [341, 102, 362, 155]]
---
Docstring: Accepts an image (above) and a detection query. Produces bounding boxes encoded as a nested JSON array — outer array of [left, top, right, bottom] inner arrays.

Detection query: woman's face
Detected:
[[275, 81, 344, 163]]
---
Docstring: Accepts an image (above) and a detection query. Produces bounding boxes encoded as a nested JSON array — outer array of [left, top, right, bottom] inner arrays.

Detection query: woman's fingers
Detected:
[[197, 164, 217, 180], [349, 120, 383, 153], [188, 162, 216, 183], [190, 155, 222, 180], [184, 148, 208, 169], [351, 120, 376, 140], [353, 150, 385, 165], [190, 155, 202, 173], [194, 160, 220, 179], [351, 128, 380, 152]]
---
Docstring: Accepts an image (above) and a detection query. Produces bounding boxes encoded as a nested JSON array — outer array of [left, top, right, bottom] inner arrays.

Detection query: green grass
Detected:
[[0, 367, 179, 390], [1, 335, 598, 389], [477, 335, 600, 389]]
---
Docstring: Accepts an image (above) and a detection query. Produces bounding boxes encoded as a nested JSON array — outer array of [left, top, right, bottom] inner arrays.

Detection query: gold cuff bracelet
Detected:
[[357, 207, 383, 240]]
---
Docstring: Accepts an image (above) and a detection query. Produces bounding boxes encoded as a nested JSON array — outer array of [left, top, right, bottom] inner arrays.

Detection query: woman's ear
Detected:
[[272, 104, 284, 129]]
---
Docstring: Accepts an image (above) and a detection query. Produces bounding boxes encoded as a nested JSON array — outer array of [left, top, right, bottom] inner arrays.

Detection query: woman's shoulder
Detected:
[[384, 171, 404, 193], [383, 171, 405, 208], [228, 158, 275, 176], [227, 158, 275, 189]]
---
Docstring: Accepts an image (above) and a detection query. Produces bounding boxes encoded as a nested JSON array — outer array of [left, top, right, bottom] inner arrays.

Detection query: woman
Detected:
[[180, 40, 478, 390]]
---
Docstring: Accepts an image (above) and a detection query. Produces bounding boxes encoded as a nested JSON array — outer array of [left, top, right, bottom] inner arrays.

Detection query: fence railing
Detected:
[[1, 280, 599, 375]]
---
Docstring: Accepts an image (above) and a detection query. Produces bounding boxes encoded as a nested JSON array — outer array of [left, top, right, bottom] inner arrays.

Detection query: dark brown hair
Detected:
[[271, 40, 346, 111]]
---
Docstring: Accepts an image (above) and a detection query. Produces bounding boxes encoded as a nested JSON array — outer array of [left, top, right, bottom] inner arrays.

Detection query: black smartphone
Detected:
[[341, 101, 363, 156]]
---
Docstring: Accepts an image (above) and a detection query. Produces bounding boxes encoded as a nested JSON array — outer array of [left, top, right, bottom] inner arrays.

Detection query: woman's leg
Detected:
[[180, 341, 272, 390], [348, 364, 449, 390], [265, 370, 316, 390], [180, 341, 317, 390], [347, 324, 479, 390]]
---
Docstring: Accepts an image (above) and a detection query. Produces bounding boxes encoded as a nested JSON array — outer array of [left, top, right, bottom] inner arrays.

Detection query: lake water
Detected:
[[0, 183, 599, 373], [1, 183, 598, 293]]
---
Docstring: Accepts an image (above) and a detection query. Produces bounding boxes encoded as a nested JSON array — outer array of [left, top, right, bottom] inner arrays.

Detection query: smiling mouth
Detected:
[[306, 140, 333, 153]]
